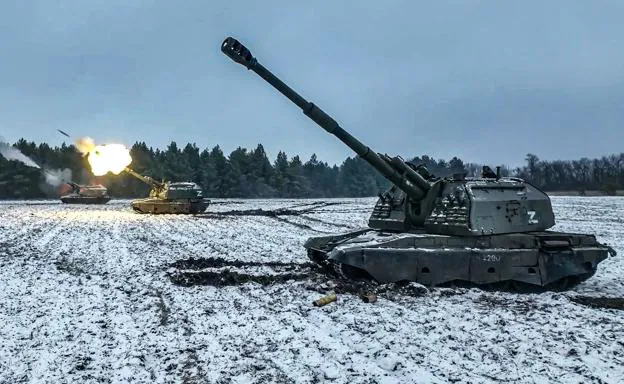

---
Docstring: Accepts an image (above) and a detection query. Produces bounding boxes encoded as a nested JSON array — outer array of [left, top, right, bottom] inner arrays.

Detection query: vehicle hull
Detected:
[[60, 195, 111, 205], [305, 229, 615, 289], [131, 198, 209, 214]]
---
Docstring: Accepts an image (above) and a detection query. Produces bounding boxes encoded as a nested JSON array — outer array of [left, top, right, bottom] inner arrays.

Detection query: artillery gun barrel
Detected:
[[221, 37, 430, 200], [124, 167, 164, 189], [385, 155, 432, 192]]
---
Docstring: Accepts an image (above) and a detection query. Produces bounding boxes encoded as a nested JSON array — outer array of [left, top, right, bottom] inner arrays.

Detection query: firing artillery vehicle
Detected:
[[221, 37, 617, 290], [60, 182, 111, 204], [124, 168, 209, 214]]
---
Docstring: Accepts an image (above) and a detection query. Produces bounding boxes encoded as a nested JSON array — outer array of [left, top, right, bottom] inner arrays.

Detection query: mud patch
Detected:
[[168, 257, 430, 299], [169, 256, 314, 271], [168, 257, 316, 287], [54, 257, 89, 277], [568, 295, 624, 310], [169, 269, 311, 287]]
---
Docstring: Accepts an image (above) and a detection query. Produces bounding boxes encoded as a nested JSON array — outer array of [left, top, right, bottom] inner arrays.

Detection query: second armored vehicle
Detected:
[[221, 37, 616, 291], [124, 168, 209, 214], [60, 182, 111, 204]]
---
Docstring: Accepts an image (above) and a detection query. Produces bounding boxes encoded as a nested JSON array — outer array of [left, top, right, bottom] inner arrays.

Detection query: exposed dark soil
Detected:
[[169, 269, 312, 287], [167, 256, 429, 298], [170, 256, 314, 271], [568, 295, 624, 310]]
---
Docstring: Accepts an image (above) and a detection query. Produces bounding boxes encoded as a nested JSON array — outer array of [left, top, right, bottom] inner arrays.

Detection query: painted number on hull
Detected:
[[481, 254, 501, 262]]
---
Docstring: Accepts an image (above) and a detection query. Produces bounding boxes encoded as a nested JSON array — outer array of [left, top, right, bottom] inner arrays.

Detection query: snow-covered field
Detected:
[[0, 197, 622, 383]]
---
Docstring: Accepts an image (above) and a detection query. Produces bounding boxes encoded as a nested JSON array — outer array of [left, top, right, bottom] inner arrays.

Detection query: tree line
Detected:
[[0, 138, 622, 198]]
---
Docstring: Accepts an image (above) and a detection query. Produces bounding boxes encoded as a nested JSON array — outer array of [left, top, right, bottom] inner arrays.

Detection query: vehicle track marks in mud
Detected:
[[167, 257, 430, 299], [299, 214, 355, 229], [168, 257, 314, 287], [170, 256, 315, 270], [195, 202, 350, 232], [272, 216, 321, 231], [204, 201, 245, 205], [568, 295, 624, 310], [35, 218, 71, 250], [206, 208, 306, 217], [311, 208, 371, 214], [276, 200, 344, 212], [23, 201, 62, 206], [169, 269, 312, 287], [197, 208, 325, 232], [205, 201, 344, 218]]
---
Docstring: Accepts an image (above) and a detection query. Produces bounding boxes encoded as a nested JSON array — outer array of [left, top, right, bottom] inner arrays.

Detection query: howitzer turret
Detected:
[[65, 182, 81, 194], [60, 182, 110, 204], [123, 167, 209, 214], [222, 37, 615, 290]]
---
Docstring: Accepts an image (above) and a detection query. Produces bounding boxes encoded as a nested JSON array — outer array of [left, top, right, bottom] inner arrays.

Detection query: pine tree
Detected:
[[2, 137, 622, 199]]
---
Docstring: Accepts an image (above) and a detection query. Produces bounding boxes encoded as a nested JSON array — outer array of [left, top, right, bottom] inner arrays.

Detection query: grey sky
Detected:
[[1, 1, 622, 167]]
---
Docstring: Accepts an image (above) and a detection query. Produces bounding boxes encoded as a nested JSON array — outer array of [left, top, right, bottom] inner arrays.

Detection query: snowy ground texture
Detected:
[[0, 197, 622, 384]]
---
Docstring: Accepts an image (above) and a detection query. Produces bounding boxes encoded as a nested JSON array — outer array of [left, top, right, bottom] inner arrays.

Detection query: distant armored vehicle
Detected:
[[60, 182, 111, 204], [221, 37, 616, 290], [124, 168, 209, 214]]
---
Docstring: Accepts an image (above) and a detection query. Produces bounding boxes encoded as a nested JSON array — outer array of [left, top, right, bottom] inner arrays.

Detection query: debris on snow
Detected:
[[313, 293, 337, 307], [360, 293, 377, 303]]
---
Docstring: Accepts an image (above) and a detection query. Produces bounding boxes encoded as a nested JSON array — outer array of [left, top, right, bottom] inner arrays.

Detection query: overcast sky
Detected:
[[1, 1, 622, 167]]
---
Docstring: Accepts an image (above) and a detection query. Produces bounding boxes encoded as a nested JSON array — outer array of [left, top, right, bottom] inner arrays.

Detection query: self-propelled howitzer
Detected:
[[221, 37, 616, 290], [60, 182, 111, 204], [124, 167, 209, 214]]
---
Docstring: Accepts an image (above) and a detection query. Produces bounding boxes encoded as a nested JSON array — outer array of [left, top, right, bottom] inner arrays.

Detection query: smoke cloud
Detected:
[[0, 136, 73, 188], [0, 139, 41, 169], [43, 168, 73, 187]]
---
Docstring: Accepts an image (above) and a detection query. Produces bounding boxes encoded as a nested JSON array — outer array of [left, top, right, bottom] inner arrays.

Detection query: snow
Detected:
[[0, 197, 622, 383]]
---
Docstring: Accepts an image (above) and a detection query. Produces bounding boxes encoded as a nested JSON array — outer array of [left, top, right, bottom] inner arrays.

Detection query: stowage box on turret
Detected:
[[221, 37, 617, 290], [124, 168, 209, 214]]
